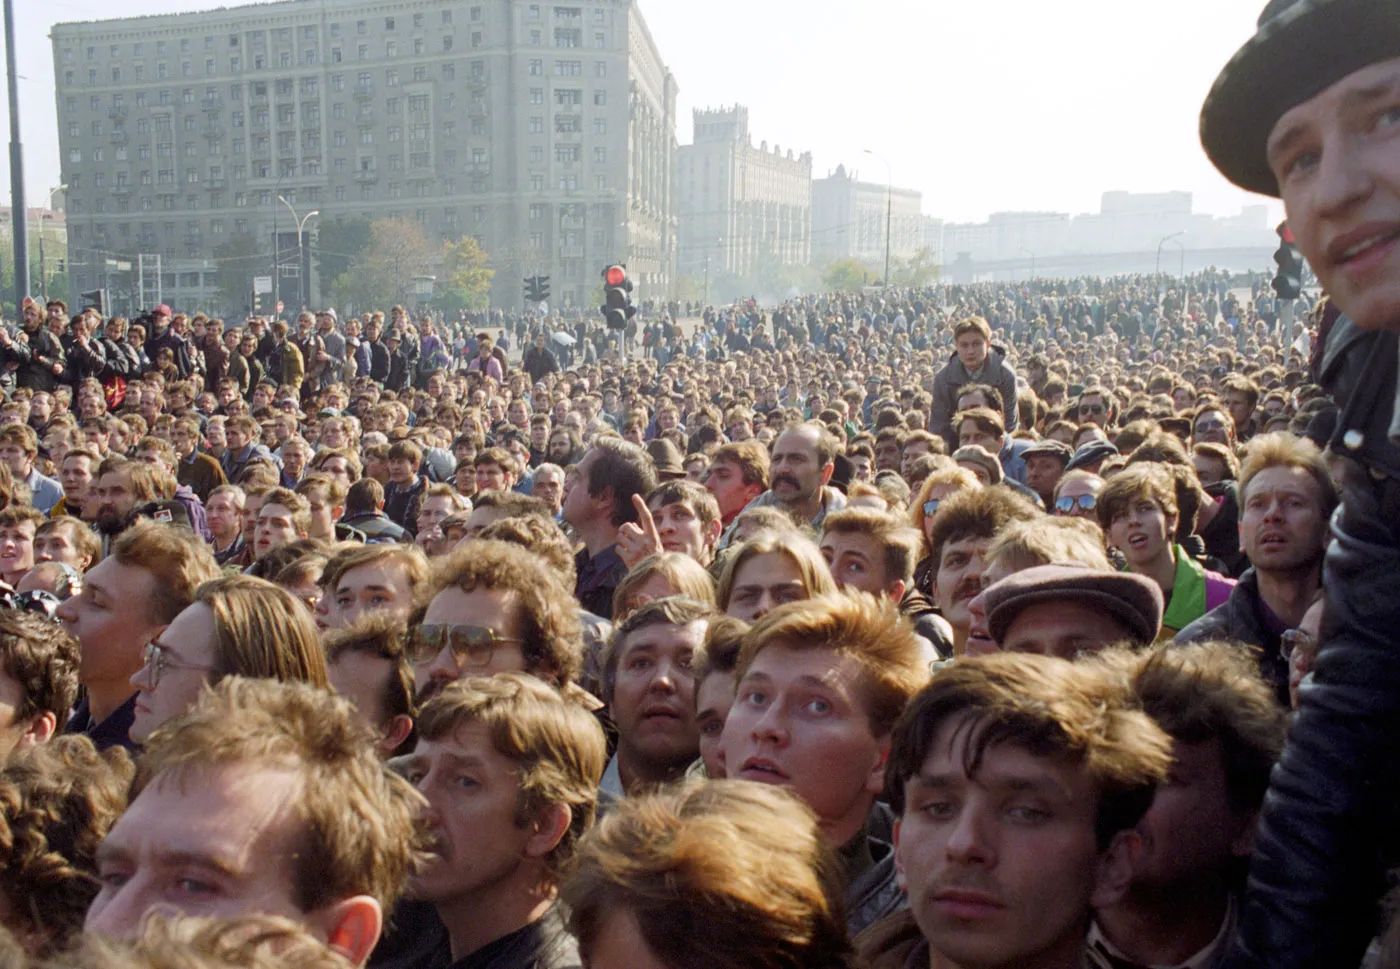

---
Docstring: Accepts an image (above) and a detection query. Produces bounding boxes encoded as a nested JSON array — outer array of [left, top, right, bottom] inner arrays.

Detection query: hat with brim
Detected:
[[1201, 0, 1400, 197]]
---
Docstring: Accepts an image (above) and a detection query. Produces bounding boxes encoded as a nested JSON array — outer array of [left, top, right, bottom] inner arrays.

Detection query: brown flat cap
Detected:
[[983, 563, 1164, 645], [952, 444, 1003, 485]]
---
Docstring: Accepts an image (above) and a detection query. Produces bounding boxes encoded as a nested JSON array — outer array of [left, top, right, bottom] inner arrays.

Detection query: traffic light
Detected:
[[601, 264, 635, 330], [1272, 221, 1304, 301], [536, 275, 550, 303], [523, 276, 537, 302], [79, 289, 105, 314]]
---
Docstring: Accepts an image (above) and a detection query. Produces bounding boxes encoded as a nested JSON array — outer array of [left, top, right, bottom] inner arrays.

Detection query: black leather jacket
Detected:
[[1221, 315, 1400, 969]]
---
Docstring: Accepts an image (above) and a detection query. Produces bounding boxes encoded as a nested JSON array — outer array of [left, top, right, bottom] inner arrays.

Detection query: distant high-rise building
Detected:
[[52, 0, 677, 315], [811, 164, 922, 271], [675, 105, 811, 283]]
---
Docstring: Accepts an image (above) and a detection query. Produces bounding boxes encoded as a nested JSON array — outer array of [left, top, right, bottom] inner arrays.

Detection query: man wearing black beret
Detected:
[[1201, 3, 1400, 968]]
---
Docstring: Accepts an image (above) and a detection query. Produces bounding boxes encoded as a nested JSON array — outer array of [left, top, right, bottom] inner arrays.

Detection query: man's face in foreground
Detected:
[[895, 714, 1134, 969], [1270, 57, 1400, 332], [87, 764, 324, 935]]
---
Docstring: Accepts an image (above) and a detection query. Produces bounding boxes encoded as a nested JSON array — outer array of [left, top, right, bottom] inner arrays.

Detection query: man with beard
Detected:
[[925, 487, 1041, 655], [91, 458, 162, 542], [1177, 434, 1336, 704], [734, 423, 845, 532], [545, 426, 581, 467], [402, 675, 604, 969]]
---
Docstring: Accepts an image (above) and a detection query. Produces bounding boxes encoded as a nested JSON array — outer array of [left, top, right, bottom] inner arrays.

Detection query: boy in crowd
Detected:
[[720, 591, 929, 937], [864, 652, 1172, 969]]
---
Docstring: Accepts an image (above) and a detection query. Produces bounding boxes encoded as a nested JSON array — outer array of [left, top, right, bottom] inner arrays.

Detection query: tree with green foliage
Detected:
[[314, 217, 372, 293], [329, 217, 437, 314], [434, 236, 494, 314], [822, 259, 877, 293], [213, 234, 267, 317], [890, 247, 941, 288]]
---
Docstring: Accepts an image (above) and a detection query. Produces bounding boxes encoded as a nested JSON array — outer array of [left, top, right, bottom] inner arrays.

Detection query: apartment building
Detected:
[[676, 105, 811, 281], [52, 0, 677, 315]]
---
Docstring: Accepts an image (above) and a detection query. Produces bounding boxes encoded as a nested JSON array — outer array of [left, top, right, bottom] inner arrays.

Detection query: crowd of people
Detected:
[[1, 3, 1398, 968]]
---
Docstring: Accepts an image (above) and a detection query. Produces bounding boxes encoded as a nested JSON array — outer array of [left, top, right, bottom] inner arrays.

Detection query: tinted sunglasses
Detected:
[[407, 623, 525, 666], [1054, 495, 1098, 514], [922, 499, 941, 517]]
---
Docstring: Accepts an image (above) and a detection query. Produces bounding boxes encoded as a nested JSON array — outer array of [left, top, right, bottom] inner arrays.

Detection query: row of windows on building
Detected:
[[65, 26, 615, 85], [69, 104, 608, 137], [63, 74, 612, 126], [63, 53, 611, 89], [60, 4, 608, 65], [67, 167, 617, 221]]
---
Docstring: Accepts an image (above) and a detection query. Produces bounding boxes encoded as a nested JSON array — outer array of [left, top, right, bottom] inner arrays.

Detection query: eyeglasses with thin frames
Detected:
[[141, 640, 216, 689]]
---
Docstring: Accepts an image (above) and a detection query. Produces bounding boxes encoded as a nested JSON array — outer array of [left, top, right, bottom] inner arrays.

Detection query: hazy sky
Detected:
[[5, 0, 1280, 224]]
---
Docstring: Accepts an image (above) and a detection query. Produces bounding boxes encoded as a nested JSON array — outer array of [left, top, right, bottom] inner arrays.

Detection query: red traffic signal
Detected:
[[1277, 221, 1295, 245], [604, 265, 627, 287]]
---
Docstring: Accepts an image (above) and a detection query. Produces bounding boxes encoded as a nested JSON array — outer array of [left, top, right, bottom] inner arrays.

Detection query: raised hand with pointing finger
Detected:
[[616, 493, 664, 571]]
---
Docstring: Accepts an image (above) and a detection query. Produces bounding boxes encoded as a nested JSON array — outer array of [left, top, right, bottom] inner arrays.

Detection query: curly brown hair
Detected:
[[0, 735, 134, 953], [51, 913, 356, 969], [0, 610, 81, 729], [425, 540, 583, 687], [563, 779, 853, 969]]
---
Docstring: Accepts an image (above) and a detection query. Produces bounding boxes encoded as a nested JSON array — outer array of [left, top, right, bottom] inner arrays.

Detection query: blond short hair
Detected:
[[737, 591, 929, 738], [984, 517, 1110, 572]]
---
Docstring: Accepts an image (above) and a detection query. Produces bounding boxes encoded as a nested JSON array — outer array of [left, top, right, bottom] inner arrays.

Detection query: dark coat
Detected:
[[927, 343, 1019, 447], [1175, 568, 1290, 704]]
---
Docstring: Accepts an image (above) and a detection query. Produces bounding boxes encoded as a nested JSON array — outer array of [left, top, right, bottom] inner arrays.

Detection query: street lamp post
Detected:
[[278, 195, 318, 311], [863, 149, 892, 288], [1156, 231, 1184, 277], [37, 184, 66, 303]]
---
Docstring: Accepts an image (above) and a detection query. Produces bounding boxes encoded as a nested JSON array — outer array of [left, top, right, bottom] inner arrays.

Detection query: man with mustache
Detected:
[[90, 457, 162, 540], [402, 675, 605, 969], [731, 423, 846, 532], [861, 653, 1171, 969], [925, 488, 1040, 655], [1177, 434, 1335, 704], [719, 591, 929, 938]]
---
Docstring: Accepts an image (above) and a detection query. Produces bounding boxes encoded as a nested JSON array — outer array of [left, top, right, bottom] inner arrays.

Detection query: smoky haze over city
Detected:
[[3, 0, 1286, 314]]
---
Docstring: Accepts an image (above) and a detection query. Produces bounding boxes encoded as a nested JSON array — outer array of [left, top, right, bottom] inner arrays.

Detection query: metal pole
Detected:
[[37, 213, 45, 302], [884, 183, 891, 288], [4, 0, 28, 311]]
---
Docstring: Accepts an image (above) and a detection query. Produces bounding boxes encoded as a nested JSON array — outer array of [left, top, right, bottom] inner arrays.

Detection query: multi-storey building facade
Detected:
[[52, 0, 677, 315], [675, 105, 810, 281], [811, 164, 922, 271]]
